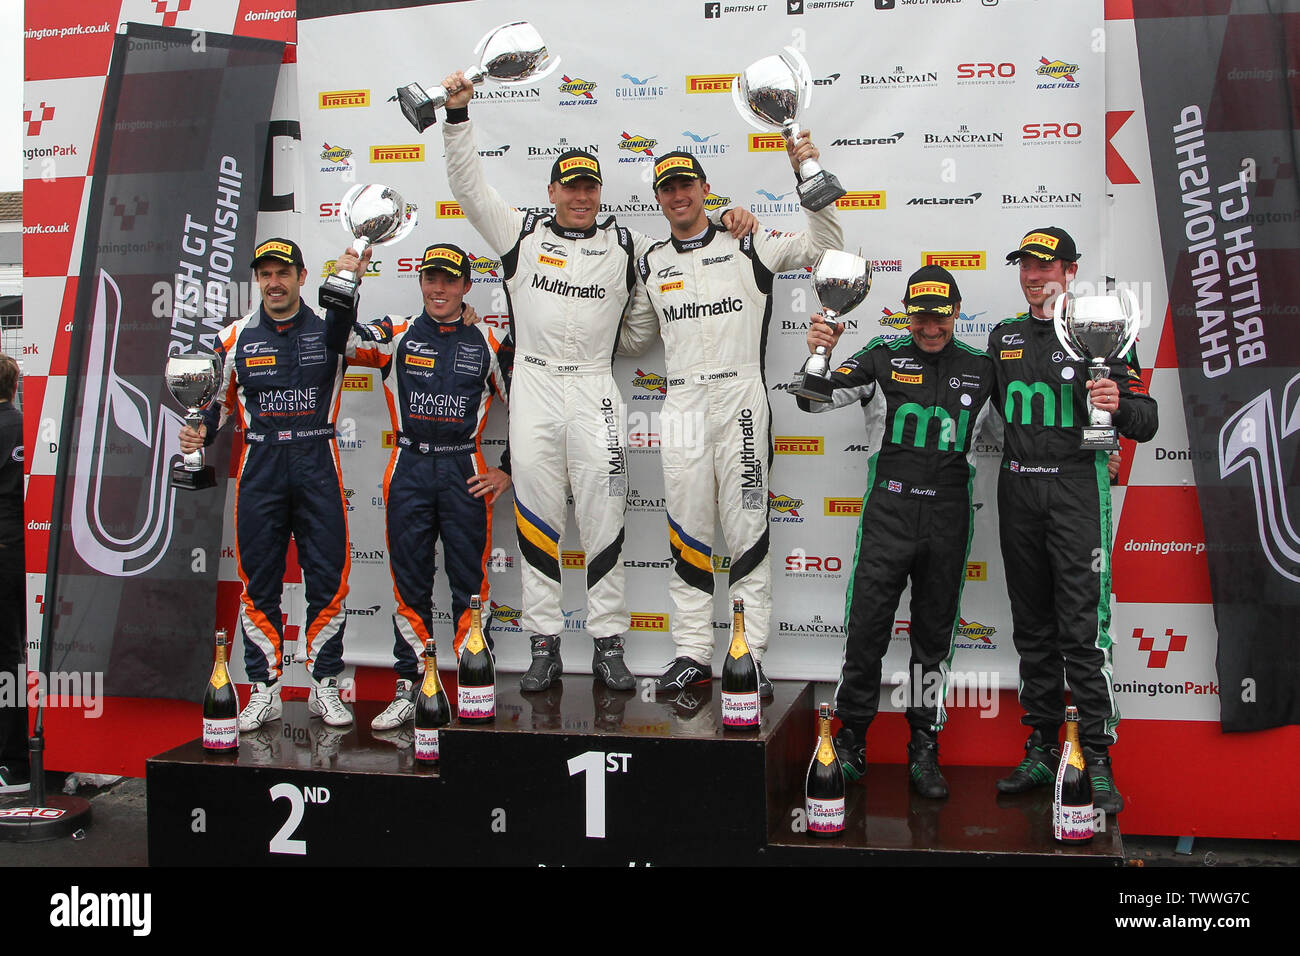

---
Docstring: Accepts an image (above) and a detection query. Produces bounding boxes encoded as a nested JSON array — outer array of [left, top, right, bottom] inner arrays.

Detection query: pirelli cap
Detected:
[[250, 238, 305, 269], [902, 265, 961, 316], [418, 242, 470, 278], [653, 151, 706, 190], [550, 150, 603, 184], [1005, 226, 1080, 263]]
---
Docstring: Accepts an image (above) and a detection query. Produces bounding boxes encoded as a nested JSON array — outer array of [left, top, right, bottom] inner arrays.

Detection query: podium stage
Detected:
[[146, 679, 1123, 866]]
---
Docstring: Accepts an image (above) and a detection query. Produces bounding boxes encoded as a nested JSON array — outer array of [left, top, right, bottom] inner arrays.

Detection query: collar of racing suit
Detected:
[[547, 218, 598, 240], [670, 222, 717, 253], [417, 306, 467, 334], [256, 303, 308, 334]]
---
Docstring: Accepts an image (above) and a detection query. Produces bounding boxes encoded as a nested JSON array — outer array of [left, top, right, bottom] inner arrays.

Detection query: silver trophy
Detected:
[[795, 251, 872, 402], [733, 47, 845, 211], [319, 183, 418, 311], [1052, 290, 1141, 451], [166, 352, 224, 491], [395, 20, 560, 132]]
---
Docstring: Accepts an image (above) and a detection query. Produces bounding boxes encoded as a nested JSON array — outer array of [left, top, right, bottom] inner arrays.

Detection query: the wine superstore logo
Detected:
[[370, 144, 424, 163], [319, 90, 369, 109], [686, 74, 736, 94], [558, 75, 598, 105], [773, 436, 823, 455], [923, 250, 986, 270]]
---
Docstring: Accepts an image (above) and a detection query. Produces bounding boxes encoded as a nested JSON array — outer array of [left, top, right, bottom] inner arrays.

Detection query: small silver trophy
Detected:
[[795, 251, 872, 402], [319, 183, 418, 311], [1052, 290, 1141, 451], [733, 47, 845, 211], [395, 20, 560, 132], [166, 351, 224, 491]]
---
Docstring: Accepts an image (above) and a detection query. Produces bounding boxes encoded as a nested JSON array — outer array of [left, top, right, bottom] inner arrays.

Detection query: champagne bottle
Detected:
[[414, 639, 451, 764], [457, 597, 495, 723], [720, 598, 760, 730], [805, 702, 845, 837], [1053, 705, 1094, 843], [202, 629, 239, 751]]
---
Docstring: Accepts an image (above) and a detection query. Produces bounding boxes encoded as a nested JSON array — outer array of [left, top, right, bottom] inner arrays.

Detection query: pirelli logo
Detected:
[[891, 371, 922, 384], [405, 355, 435, 369], [629, 612, 670, 632], [437, 201, 465, 219], [774, 436, 823, 455], [655, 156, 695, 177], [825, 497, 863, 516], [923, 251, 986, 270], [1022, 232, 1060, 251], [908, 281, 950, 298], [538, 254, 566, 268], [748, 133, 786, 152], [1000, 349, 1023, 360], [342, 374, 372, 391], [834, 191, 885, 211], [246, 356, 276, 368], [562, 550, 586, 569], [686, 74, 736, 93], [966, 561, 987, 581], [560, 155, 599, 175], [659, 280, 684, 293], [319, 90, 369, 109], [382, 431, 397, 448], [370, 144, 424, 163]]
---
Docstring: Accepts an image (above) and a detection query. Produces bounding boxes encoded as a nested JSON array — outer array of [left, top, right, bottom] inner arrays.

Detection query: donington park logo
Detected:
[[1219, 371, 1300, 582], [72, 271, 186, 576]]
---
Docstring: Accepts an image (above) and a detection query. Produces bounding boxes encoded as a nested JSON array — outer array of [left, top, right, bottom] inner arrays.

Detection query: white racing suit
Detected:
[[619, 209, 842, 664], [443, 118, 650, 640]]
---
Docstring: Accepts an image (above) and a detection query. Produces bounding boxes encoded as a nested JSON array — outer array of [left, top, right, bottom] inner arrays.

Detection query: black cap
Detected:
[[249, 237, 305, 269], [902, 265, 961, 316], [1005, 226, 1080, 263], [549, 150, 602, 184], [653, 151, 706, 191], [418, 242, 470, 278]]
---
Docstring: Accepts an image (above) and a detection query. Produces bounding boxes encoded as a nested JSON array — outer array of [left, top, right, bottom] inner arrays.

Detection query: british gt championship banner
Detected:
[[294, 0, 1105, 693]]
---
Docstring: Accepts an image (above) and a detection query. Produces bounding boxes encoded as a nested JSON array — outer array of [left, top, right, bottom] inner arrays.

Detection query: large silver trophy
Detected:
[[395, 20, 560, 132], [166, 352, 223, 491], [795, 251, 872, 402], [733, 47, 846, 211], [1052, 290, 1141, 451], [319, 183, 418, 311]]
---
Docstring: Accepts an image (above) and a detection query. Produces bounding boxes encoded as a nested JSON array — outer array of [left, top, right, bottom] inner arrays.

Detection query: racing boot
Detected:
[[520, 634, 562, 692], [1084, 747, 1125, 814], [238, 681, 283, 732], [756, 662, 774, 700], [833, 721, 868, 782], [592, 635, 635, 691], [307, 674, 354, 727], [907, 728, 949, 799], [371, 678, 415, 731], [996, 728, 1059, 793]]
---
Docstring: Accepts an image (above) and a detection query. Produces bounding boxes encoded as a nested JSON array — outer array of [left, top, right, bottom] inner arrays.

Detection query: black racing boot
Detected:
[[996, 729, 1059, 793], [907, 728, 949, 799], [520, 634, 562, 692], [1084, 747, 1125, 814], [833, 722, 868, 782], [592, 636, 636, 691]]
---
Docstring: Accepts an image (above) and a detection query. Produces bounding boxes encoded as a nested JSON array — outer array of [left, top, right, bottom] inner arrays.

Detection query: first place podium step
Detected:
[[147, 678, 812, 866]]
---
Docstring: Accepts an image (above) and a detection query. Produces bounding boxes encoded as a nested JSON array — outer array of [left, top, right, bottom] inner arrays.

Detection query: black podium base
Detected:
[[147, 679, 1121, 866]]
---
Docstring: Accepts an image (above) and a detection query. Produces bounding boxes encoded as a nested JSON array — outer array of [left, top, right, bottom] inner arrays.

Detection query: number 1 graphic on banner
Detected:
[[566, 751, 632, 839]]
